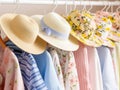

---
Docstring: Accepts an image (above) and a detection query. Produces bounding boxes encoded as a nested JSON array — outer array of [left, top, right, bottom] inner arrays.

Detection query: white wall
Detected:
[[0, 3, 119, 16]]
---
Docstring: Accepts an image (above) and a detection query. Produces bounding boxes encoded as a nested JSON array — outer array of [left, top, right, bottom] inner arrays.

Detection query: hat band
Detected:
[[40, 19, 69, 39]]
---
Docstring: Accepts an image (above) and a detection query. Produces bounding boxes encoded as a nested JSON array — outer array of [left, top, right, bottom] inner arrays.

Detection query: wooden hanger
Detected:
[[0, 30, 7, 49], [0, 36, 6, 49]]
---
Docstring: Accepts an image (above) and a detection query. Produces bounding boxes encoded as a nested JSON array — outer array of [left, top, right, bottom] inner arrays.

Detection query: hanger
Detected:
[[82, 0, 87, 11], [106, 1, 110, 12], [88, 0, 93, 12], [0, 30, 6, 49], [13, 0, 20, 13], [65, 0, 68, 15], [52, 0, 58, 12], [101, 1, 107, 12], [73, 0, 77, 10], [0, 3, 7, 49], [116, 6, 120, 12]]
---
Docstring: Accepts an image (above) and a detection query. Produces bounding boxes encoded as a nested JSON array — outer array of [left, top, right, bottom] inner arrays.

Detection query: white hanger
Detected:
[[116, 6, 120, 12], [52, 0, 58, 12], [73, 0, 77, 10], [65, 0, 68, 15], [13, 0, 20, 13], [101, 1, 107, 11], [88, 0, 93, 11], [82, 0, 86, 11], [106, 1, 110, 12]]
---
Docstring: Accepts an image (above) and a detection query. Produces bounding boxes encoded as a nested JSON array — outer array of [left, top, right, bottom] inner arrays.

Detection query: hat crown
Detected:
[[43, 12, 71, 35], [10, 15, 39, 43]]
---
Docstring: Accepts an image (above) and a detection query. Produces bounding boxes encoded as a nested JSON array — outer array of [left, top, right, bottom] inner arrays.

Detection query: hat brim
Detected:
[[0, 14, 47, 54], [32, 15, 79, 51], [38, 32, 79, 51], [70, 30, 103, 47], [103, 38, 115, 48]]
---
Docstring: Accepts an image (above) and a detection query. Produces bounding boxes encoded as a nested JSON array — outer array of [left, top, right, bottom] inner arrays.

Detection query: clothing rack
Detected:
[[1, 0, 120, 6], [0, 0, 119, 16]]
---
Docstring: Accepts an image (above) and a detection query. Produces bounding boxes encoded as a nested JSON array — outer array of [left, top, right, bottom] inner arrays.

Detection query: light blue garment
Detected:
[[6, 41, 48, 90], [33, 51, 62, 90], [97, 46, 118, 90]]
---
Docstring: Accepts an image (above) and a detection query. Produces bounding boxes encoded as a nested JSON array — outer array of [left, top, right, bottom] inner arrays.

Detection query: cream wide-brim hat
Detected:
[[31, 13, 79, 51], [0, 14, 47, 54]]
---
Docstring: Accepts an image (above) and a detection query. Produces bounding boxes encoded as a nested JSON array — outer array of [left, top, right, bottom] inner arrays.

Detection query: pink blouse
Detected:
[[0, 46, 24, 90], [74, 42, 91, 90], [74, 42, 103, 90]]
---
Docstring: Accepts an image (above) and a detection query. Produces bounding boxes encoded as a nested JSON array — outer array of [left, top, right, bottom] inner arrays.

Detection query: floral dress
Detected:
[[55, 48, 80, 90], [48, 47, 65, 90]]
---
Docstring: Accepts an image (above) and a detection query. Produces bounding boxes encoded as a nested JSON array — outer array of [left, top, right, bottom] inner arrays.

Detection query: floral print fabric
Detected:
[[94, 11, 115, 48], [65, 10, 120, 48], [48, 47, 65, 90], [6, 41, 48, 90], [108, 12, 120, 41], [0, 46, 24, 90], [66, 10, 101, 47], [54, 48, 80, 90]]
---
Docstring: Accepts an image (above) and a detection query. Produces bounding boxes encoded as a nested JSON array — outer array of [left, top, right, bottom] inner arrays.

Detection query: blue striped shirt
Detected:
[[6, 41, 48, 90]]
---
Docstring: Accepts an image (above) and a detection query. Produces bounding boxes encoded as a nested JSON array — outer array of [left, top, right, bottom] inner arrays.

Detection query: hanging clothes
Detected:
[[6, 41, 48, 90], [111, 42, 120, 90], [87, 46, 97, 90], [97, 46, 118, 90], [74, 42, 91, 90], [33, 51, 62, 90], [48, 47, 65, 90], [74, 42, 103, 90], [55, 48, 80, 90], [0, 46, 24, 90], [94, 48, 103, 90]]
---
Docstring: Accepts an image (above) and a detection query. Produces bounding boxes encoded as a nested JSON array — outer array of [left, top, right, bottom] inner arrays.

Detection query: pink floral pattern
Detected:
[[108, 12, 120, 41], [55, 48, 80, 90], [0, 46, 24, 90], [48, 47, 65, 90]]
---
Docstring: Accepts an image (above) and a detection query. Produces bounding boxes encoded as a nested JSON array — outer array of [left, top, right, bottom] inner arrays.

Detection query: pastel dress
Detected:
[[55, 48, 80, 90], [97, 46, 118, 90], [74, 42, 103, 90], [111, 42, 120, 90]]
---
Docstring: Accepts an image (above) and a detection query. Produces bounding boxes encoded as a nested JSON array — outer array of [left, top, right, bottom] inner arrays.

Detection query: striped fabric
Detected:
[[33, 51, 62, 90], [6, 41, 48, 90]]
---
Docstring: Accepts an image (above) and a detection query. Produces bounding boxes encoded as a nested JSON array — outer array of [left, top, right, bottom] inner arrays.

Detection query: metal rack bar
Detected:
[[0, 1, 120, 6]]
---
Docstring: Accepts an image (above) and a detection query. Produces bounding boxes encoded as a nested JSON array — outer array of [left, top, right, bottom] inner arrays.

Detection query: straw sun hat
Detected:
[[31, 12, 79, 51], [0, 14, 47, 54], [66, 10, 103, 47]]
